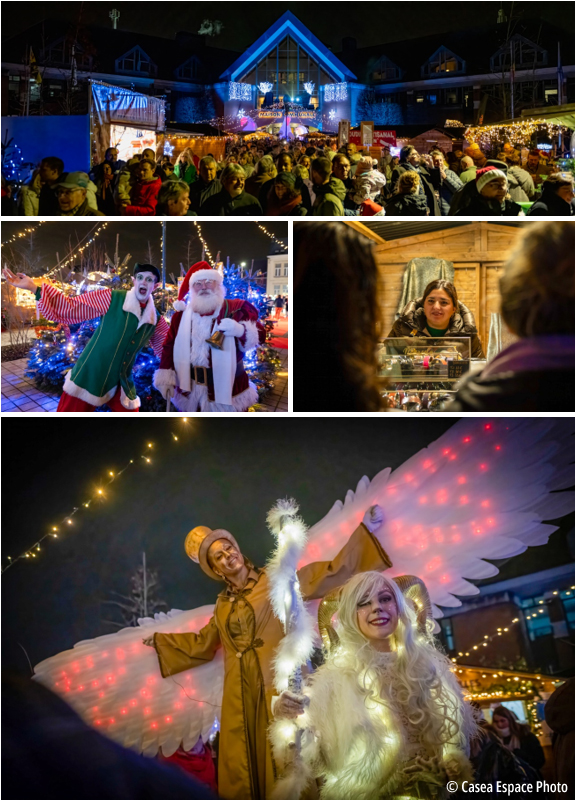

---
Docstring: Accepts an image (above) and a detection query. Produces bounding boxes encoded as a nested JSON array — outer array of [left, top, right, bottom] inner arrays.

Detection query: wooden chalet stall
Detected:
[[346, 220, 525, 349]]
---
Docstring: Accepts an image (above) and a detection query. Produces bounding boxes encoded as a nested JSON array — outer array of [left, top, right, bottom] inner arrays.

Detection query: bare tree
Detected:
[[102, 553, 168, 628]]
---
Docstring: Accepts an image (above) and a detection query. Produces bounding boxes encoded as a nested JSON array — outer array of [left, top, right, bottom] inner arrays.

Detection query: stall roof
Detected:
[[346, 220, 525, 243], [520, 103, 575, 129]]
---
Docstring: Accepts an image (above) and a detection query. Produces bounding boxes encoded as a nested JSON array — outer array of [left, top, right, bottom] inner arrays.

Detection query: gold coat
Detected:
[[154, 524, 391, 800]]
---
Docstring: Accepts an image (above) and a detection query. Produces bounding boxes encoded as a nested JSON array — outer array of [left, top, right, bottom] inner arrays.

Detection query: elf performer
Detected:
[[3, 264, 169, 412], [143, 505, 392, 800], [153, 260, 265, 412]]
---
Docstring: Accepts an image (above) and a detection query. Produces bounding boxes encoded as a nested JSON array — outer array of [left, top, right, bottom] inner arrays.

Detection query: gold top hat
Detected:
[[184, 525, 241, 582]]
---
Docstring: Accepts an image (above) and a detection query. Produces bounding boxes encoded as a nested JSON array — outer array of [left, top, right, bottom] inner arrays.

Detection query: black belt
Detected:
[[190, 366, 213, 386]]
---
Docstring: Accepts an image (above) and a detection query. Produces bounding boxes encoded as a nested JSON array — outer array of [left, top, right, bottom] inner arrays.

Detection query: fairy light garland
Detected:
[[2, 424, 192, 575], [193, 221, 215, 266], [255, 223, 287, 252], [465, 120, 566, 150], [44, 223, 110, 279], [2, 221, 47, 248], [450, 585, 575, 664]]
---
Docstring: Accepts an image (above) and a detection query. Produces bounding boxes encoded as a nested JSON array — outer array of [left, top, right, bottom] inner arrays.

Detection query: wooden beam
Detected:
[[343, 220, 386, 244], [376, 251, 515, 263]]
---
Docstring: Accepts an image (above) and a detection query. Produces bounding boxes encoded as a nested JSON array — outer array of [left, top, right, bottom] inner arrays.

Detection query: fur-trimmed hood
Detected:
[[397, 297, 479, 337]]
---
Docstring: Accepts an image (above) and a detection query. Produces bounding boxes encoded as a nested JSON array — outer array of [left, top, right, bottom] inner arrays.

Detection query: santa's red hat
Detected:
[[173, 261, 223, 312]]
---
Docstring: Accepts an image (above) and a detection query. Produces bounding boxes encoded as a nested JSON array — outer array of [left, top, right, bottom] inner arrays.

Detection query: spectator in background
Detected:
[[455, 167, 522, 216], [332, 153, 356, 211], [1, 175, 17, 215], [17, 169, 41, 216], [199, 163, 262, 215], [265, 172, 307, 216], [528, 173, 575, 216], [525, 149, 552, 190], [500, 151, 535, 203], [162, 162, 176, 181], [245, 155, 276, 202], [174, 148, 197, 186], [294, 221, 383, 411], [95, 162, 117, 215], [385, 171, 429, 216], [544, 678, 575, 797], [431, 150, 463, 215], [459, 156, 477, 184], [391, 147, 440, 215], [55, 172, 104, 216], [448, 222, 574, 411], [188, 157, 220, 215], [491, 707, 545, 774], [274, 294, 284, 319], [91, 147, 125, 183], [38, 156, 65, 215], [122, 159, 162, 216], [156, 180, 196, 216], [311, 157, 346, 216]]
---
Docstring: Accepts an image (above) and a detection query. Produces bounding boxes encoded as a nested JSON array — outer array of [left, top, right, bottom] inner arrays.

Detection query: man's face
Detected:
[[480, 178, 507, 202], [408, 150, 420, 166], [222, 173, 245, 197], [333, 158, 351, 181], [344, 144, 355, 159], [139, 162, 155, 181], [57, 186, 86, 212], [133, 271, 157, 303], [142, 149, 155, 162], [311, 168, 323, 186], [200, 162, 217, 183], [472, 152, 487, 167], [432, 154, 444, 170], [39, 163, 60, 184], [169, 189, 191, 216], [193, 278, 218, 298], [277, 155, 292, 173], [453, 149, 463, 160], [557, 183, 575, 203], [207, 538, 245, 580], [191, 278, 223, 314], [106, 149, 118, 162], [527, 154, 540, 171]]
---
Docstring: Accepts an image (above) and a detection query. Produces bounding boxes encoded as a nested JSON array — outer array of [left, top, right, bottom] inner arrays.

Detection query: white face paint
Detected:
[[132, 271, 157, 303]]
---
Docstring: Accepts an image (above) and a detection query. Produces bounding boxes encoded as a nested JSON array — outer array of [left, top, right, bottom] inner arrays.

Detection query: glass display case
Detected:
[[376, 336, 486, 411]]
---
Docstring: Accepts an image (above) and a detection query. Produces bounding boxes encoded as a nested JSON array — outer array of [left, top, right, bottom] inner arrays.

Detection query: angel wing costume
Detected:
[[34, 419, 574, 797]]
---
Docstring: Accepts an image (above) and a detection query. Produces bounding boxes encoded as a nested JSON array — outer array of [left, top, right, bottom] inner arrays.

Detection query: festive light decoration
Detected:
[[163, 141, 175, 156], [324, 82, 348, 102], [1, 221, 46, 248], [258, 82, 273, 94], [1, 139, 24, 182], [444, 119, 465, 128], [228, 81, 252, 101], [237, 108, 246, 118], [303, 82, 315, 95], [465, 120, 566, 150], [328, 109, 336, 121], [192, 221, 216, 266], [44, 223, 110, 279], [255, 223, 288, 252]]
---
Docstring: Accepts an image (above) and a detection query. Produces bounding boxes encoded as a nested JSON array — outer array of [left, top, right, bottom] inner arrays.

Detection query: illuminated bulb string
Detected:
[[44, 223, 110, 279], [255, 223, 287, 252], [1, 221, 47, 248], [193, 221, 215, 266], [1, 427, 191, 575]]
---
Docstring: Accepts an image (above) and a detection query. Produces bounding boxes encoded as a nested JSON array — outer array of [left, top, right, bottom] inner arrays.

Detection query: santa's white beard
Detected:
[[190, 286, 225, 315]]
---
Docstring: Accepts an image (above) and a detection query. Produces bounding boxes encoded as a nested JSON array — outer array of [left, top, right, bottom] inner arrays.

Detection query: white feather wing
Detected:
[[33, 605, 223, 757], [301, 419, 573, 618]]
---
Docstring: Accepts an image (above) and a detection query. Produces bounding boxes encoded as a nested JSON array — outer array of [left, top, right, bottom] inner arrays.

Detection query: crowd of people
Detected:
[[294, 220, 574, 412], [3, 137, 574, 218]]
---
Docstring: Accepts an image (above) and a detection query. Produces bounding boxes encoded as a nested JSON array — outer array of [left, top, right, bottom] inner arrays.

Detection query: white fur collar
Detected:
[[122, 286, 157, 330]]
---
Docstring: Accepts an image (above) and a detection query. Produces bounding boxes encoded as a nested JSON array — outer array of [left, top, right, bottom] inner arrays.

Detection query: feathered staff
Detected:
[[266, 498, 316, 800]]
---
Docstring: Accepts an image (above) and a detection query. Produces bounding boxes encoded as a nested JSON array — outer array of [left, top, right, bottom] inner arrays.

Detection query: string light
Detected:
[[465, 120, 567, 150], [44, 223, 110, 279], [1, 430, 186, 574], [1, 221, 46, 248], [193, 221, 215, 266], [255, 223, 287, 252]]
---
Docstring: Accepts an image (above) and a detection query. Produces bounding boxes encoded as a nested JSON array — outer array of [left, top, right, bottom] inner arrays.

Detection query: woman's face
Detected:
[[278, 155, 293, 173], [492, 714, 510, 734], [356, 584, 399, 645], [168, 190, 190, 216], [424, 288, 455, 329], [207, 538, 245, 579], [300, 156, 311, 170], [274, 183, 288, 201], [557, 183, 575, 203]]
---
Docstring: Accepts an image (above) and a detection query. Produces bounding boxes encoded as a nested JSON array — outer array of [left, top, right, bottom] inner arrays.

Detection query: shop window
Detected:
[[275, 266, 281, 277], [444, 88, 460, 105], [44, 38, 92, 69], [416, 93, 424, 104], [274, 284, 281, 294], [116, 46, 157, 77], [428, 93, 437, 105]]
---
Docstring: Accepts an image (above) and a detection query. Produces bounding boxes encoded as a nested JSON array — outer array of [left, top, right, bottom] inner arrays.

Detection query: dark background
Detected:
[[2, 2, 571, 50], [2, 417, 573, 675], [1, 221, 288, 278]]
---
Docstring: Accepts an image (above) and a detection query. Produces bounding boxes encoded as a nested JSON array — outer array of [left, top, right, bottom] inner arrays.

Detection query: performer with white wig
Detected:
[[272, 570, 478, 800], [153, 260, 264, 412]]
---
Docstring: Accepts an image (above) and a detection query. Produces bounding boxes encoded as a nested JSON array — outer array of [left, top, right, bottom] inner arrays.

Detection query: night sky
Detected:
[[2, 2, 570, 50], [2, 418, 573, 675], [1, 221, 288, 279]]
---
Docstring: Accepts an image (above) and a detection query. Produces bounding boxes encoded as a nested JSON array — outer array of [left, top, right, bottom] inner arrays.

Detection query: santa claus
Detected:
[[153, 261, 264, 412]]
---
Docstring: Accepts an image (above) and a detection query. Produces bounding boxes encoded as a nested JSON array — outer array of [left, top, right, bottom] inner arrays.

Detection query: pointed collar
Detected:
[[122, 286, 158, 330]]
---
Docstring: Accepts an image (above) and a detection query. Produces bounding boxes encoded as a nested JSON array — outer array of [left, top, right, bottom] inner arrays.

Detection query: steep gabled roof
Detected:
[[219, 11, 357, 83]]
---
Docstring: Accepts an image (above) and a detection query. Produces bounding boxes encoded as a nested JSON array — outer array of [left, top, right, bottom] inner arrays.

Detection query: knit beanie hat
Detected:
[[275, 171, 297, 189], [476, 166, 507, 193]]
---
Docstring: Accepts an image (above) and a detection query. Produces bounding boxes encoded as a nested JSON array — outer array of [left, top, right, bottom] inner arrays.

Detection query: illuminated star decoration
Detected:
[[163, 142, 174, 156], [258, 82, 273, 94], [237, 108, 246, 118], [328, 109, 336, 120]]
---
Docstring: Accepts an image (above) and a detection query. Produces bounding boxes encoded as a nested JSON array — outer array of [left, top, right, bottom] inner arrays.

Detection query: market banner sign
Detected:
[[258, 111, 316, 120], [350, 129, 396, 147], [91, 81, 166, 130]]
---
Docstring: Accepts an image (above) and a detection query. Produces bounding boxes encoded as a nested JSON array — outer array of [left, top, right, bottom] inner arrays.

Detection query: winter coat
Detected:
[[545, 678, 575, 794], [454, 188, 522, 217], [124, 176, 162, 216], [312, 177, 346, 216], [436, 168, 464, 215], [391, 162, 441, 216], [385, 192, 429, 216], [506, 166, 535, 203], [174, 162, 197, 186], [245, 172, 274, 200], [199, 188, 262, 216], [18, 181, 41, 216], [38, 182, 62, 216], [528, 185, 575, 216], [114, 169, 133, 205], [388, 297, 485, 358], [57, 198, 105, 217], [189, 178, 221, 215], [459, 166, 477, 184]]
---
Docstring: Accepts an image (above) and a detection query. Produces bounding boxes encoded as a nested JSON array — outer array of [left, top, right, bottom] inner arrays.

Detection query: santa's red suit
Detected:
[[153, 262, 264, 412]]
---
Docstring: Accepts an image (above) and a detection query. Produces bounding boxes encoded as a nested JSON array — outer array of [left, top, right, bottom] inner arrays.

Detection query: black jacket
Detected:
[[199, 188, 262, 216], [528, 186, 575, 216], [191, 179, 222, 214], [391, 162, 441, 216], [388, 298, 485, 358], [385, 192, 429, 216], [446, 367, 574, 412], [454, 189, 522, 217]]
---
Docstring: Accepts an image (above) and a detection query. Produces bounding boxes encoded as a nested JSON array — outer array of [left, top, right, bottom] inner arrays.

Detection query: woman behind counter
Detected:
[[388, 279, 485, 358]]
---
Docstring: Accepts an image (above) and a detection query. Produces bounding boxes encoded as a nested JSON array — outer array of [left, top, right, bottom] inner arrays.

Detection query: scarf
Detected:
[[265, 187, 303, 215], [482, 335, 574, 378], [100, 173, 114, 199]]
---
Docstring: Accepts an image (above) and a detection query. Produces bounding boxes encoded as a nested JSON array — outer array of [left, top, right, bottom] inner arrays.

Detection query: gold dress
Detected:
[[153, 524, 391, 800]]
